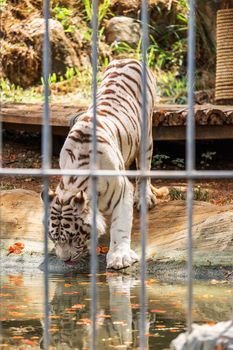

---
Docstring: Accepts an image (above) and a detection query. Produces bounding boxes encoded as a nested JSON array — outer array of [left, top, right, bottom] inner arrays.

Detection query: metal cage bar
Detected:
[[186, 0, 196, 334], [140, 0, 149, 349], [42, 0, 51, 348], [90, 0, 99, 349], [1, 168, 233, 178]]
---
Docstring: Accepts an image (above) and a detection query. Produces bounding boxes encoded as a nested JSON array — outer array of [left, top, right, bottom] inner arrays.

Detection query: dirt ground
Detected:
[[1, 130, 233, 205]]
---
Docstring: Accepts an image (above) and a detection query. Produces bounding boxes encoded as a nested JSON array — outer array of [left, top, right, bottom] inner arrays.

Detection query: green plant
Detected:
[[52, 5, 76, 33], [82, 0, 112, 23], [151, 154, 170, 169], [193, 186, 209, 202], [156, 70, 187, 104], [0, 0, 7, 8], [0, 78, 24, 102], [169, 186, 209, 202], [50, 72, 57, 84], [0, 182, 16, 190], [65, 67, 75, 80], [169, 187, 185, 200], [200, 151, 216, 169], [171, 158, 185, 169]]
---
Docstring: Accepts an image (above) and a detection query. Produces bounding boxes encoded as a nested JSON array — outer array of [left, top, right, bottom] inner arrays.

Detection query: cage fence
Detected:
[[0, 0, 233, 350]]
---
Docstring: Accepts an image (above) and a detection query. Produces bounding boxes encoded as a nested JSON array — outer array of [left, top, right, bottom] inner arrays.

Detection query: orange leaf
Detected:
[[150, 309, 166, 313], [96, 247, 101, 255], [7, 246, 15, 253], [14, 249, 23, 254], [129, 303, 140, 309], [8, 311, 26, 317], [101, 246, 109, 254], [21, 339, 37, 346], [49, 328, 59, 333], [14, 242, 25, 249], [71, 304, 85, 309], [11, 336, 24, 339], [96, 314, 111, 318]]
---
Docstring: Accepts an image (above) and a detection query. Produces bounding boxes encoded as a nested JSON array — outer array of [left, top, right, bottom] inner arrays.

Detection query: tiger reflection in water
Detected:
[[41, 275, 152, 349]]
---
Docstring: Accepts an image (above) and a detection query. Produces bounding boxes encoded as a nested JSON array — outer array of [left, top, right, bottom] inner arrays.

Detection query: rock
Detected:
[[1, 189, 233, 275], [105, 16, 141, 48], [170, 321, 233, 350], [109, 0, 140, 16], [1, 18, 80, 87]]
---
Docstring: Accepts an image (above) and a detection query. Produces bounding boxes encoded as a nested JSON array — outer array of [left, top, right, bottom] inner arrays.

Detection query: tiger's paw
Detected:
[[106, 247, 139, 270], [134, 184, 157, 211]]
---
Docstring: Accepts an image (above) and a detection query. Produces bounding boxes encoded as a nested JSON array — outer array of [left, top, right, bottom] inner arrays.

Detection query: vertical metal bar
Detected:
[[90, 1, 98, 350], [0, 6, 3, 344], [186, 0, 196, 334], [42, 0, 51, 348], [140, 1, 148, 349]]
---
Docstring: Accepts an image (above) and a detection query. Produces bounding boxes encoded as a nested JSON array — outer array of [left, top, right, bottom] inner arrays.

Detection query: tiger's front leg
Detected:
[[106, 177, 139, 270]]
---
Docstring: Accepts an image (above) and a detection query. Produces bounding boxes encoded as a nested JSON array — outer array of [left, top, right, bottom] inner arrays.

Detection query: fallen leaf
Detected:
[[7, 243, 25, 255], [8, 311, 26, 317], [129, 304, 140, 309], [49, 328, 59, 333], [96, 314, 111, 318], [150, 309, 166, 313], [145, 278, 156, 285], [21, 339, 37, 346], [14, 242, 25, 249], [101, 246, 109, 254], [71, 304, 85, 309], [205, 321, 216, 326], [11, 336, 24, 339]]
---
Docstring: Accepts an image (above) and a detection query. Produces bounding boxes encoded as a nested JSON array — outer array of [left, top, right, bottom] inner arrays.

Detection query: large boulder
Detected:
[[0, 189, 233, 275], [105, 16, 141, 48], [1, 18, 80, 87]]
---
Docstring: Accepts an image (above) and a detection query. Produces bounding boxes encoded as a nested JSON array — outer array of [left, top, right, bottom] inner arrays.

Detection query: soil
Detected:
[[1, 130, 233, 205]]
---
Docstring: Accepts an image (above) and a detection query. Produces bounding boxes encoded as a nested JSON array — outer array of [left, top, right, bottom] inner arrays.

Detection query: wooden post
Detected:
[[215, 1, 233, 104]]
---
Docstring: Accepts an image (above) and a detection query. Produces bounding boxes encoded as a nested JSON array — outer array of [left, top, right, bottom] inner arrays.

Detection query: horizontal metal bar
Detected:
[[0, 168, 233, 179]]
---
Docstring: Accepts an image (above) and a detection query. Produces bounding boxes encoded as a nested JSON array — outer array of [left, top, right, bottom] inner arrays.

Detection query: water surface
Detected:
[[0, 274, 232, 349]]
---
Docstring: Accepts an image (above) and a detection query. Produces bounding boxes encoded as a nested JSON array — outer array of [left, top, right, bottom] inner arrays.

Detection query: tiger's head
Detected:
[[41, 189, 105, 265]]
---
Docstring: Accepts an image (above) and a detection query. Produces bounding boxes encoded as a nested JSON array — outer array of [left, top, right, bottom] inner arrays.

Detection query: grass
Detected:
[[169, 186, 209, 202]]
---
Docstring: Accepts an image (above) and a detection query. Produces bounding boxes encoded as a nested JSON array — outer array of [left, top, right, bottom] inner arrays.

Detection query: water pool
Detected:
[[0, 274, 232, 349]]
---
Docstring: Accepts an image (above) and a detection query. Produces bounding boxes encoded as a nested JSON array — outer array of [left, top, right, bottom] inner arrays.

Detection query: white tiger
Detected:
[[44, 59, 157, 270]]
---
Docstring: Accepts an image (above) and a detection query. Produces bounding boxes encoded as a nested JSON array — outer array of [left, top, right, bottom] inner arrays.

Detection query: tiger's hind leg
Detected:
[[134, 130, 157, 211]]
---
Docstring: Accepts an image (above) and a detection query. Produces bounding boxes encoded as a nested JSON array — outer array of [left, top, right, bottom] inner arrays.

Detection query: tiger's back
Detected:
[[59, 59, 156, 195]]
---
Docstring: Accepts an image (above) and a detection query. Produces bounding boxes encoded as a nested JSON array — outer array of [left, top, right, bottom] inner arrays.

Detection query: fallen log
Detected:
[[1, 102, 233, 127]]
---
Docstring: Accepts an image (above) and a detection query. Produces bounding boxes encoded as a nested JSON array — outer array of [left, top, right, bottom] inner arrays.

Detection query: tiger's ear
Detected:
[[40, 188, 56, 203], [71, 191, 88, 213]]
